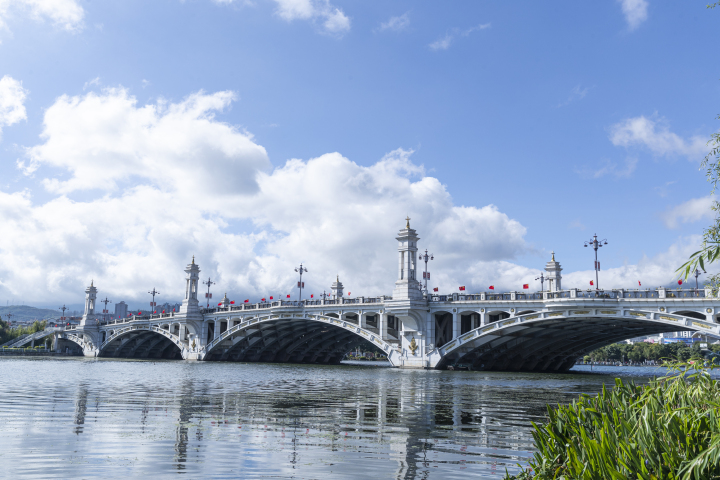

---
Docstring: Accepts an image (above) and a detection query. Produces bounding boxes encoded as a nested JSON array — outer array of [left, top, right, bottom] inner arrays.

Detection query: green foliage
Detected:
[[506, 363, 720, 479], [0, 318, 49, 345], [587, 342, 706, 364]]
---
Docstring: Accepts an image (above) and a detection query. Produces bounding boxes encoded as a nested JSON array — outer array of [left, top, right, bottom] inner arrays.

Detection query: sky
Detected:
[[0, 0, 719, 309]]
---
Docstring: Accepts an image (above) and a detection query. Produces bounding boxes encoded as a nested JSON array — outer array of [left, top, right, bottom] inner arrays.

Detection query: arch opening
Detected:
[[100, 330, 182, 359]]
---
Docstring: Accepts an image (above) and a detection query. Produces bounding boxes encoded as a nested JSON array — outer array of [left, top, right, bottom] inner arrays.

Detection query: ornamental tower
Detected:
[[80, 280, 98, 326], [179, 256, 201, 315], [392, 217, 423, 301], [331, 275, 344, 298], [545, 251, 563, 291]]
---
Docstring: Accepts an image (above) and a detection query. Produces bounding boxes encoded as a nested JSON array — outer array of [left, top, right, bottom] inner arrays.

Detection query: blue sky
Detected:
[[0, 0, 718, 308]]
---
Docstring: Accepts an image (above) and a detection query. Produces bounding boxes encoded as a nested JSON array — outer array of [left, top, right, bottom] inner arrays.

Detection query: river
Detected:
[[0, 357, 675, 479]]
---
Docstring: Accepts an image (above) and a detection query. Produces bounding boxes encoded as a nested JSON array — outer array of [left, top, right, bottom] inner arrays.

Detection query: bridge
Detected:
[[53, 220, 720, 371]]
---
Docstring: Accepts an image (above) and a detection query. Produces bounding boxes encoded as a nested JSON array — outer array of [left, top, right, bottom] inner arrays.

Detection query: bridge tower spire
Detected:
[[545, 251, 563, 292], [392, 217, 423, 301], [179, 256, 201, 315], [79, 280, 98, 326]]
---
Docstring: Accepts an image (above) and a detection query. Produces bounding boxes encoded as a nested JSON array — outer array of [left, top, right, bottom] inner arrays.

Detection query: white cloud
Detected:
[[0, 74, 27, 139], [82, 76, 100, 91], [429, 23, 490, 51], [618, 0, 648, 31], [0, 0, 84, 32], [20, 87, 270, 195], [272, 0, 350, 36], [378, 12, 409, 33], [661, 195, 716, 229], [575, 157, 637, 179], [609, 115, 708, 160], [429, 34, 452, 51], [557, 84, 590, 108]]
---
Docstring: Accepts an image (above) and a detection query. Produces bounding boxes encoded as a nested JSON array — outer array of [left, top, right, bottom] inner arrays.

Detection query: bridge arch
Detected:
[[99, 325, 184, 359], [433, 309, 720, 372], [204, 314, 397, 365], [485, 310, 511, 323], [672, 310, 709, 321]]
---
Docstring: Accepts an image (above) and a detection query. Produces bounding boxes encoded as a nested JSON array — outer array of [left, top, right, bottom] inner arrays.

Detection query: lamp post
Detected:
[[420, 249, 434, 294], [148, 288, 160, 315], [694, 268, 703, 293], [295, 263, 308, 302], [101, 297, 112, 323], [584, 234, 608, 290], [58, 305, 67, 326], [203, 277, 215, 308], [535, 272, 545, 292]]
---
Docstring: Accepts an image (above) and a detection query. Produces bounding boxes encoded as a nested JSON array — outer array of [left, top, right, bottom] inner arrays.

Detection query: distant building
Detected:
[[114, 301, 128, 319]]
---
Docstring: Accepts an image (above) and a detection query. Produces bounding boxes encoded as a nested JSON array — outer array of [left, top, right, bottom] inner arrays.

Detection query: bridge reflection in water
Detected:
[[52, 220, 720, 371], [0, 358, 637, 478]]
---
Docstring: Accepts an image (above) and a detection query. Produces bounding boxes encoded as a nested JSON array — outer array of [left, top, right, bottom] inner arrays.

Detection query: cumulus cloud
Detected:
[[377, 12, 409, 33], [0, 74, 27, 139], [272, 0, 350, 36], [20, 87, 270, 195], [661, 195, 716, 229], [618, 0, 648, 30], [609, 115, 708, 160], [0, 0, 84, 32], [429, 23, 490, 51]]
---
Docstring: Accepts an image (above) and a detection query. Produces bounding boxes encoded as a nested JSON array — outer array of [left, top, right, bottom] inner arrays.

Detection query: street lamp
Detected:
[[535, 272, 545, 292], [694, 268, 703, 293], [101, 297, 112, 323], [58, 305, 67, 326], [584, 234, 608, 290], [420, 249, 434, 294], [203, 277, 215, 308], [295, 263, 308, 302], [148, 288, 160, 314]]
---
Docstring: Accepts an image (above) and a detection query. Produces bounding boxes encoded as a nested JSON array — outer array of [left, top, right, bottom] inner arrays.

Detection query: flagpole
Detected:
[[584, 234, 608, 291]]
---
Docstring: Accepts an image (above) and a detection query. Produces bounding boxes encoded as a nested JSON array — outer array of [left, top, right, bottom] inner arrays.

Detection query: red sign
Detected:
[[459, 286, 466, 291]]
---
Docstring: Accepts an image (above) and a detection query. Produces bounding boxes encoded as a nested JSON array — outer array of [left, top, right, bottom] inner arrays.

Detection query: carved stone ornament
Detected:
[[409, 337, 418, 356]]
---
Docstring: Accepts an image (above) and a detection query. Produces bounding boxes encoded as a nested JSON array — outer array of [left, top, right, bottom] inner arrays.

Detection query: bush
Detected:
[[506, 363, 720, 479]]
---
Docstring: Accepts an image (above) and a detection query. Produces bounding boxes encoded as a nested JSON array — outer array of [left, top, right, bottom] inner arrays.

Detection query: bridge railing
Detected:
[[202, 296, 391, 314], [429, 288, 712, 302]]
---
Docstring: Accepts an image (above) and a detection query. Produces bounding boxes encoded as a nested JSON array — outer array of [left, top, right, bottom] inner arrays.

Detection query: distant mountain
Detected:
[[0, 305, 65, 323]]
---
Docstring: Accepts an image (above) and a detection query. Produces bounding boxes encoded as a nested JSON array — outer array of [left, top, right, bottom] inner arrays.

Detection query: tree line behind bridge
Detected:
[[585, 341, 720, 364]]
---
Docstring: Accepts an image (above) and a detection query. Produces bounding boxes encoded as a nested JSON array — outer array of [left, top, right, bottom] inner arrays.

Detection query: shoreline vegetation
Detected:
[[505, 362, 720, 480]]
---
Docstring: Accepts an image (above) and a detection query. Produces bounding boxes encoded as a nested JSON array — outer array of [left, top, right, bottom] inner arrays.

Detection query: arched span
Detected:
[[60, 332, 96, 354], [204, 314, 398, 365], [99, 325, 184, 359], [434, 309, 720, 372]]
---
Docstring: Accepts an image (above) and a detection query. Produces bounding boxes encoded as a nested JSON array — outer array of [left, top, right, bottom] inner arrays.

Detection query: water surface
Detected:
[[0, 358, 668, 479]]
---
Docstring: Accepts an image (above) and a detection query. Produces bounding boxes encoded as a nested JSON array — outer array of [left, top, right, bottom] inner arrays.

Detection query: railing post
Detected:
[[658, 287, 666, 299]]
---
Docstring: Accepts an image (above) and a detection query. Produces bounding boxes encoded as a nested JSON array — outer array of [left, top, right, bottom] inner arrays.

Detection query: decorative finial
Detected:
[[405, 216, 410, 229], [192, 255, 195, 265], [551, 251, 555, 262], [336, 274, 339, 283], [91, 279, 94, 287]]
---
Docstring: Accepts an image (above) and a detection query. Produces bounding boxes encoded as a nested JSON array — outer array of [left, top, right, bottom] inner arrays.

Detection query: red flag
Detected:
[[433, 287, 438, 292], [230, 301, 235, 304], [173, 308, 175, 312], [522, 284, 529, 289], [153, 311, 157, 314], [638, 281, 641, 286], [261, 298, 266, 302], [678, 279, 683, 285], [270, 296, 273, 300], [138, 311, 142, 315], [459, 286, 466, 291], [488, 285, 494, 290], [218, 302, 222, 306], [286, 294, 290, 298], [310, 294, 314, 298], [244, 299, 249, 303], [348, 292, 351, 295], [162, 310, 165, 314], [590, 280, 594, 286]]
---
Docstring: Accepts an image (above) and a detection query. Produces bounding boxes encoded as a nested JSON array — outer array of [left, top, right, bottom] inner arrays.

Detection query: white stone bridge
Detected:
[[56, 222, 720, 371]]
